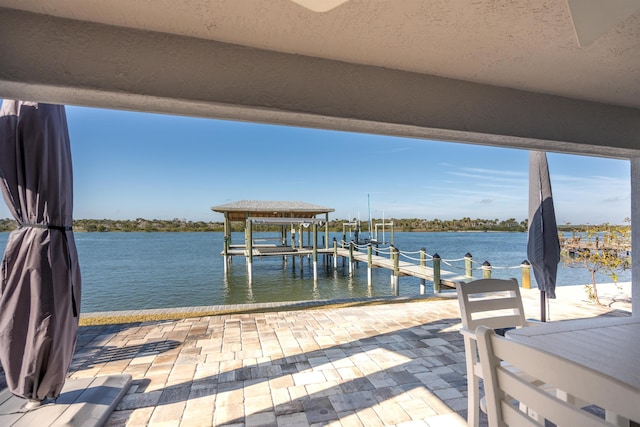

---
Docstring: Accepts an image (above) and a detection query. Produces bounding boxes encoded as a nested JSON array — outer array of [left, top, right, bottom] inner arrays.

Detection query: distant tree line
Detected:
[[0, 217, 628, 233], [73, 218, 224, 232], [0, 218, 16, 232], [0, 218, 224, 232]]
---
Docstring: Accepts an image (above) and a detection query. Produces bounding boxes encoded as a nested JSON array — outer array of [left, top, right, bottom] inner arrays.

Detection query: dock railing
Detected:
[[338, 240, 532, 294]]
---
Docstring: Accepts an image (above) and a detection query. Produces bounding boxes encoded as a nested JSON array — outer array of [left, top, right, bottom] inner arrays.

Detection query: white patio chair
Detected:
[[476, 325, 640, 426], [456, 278, 536, 427]]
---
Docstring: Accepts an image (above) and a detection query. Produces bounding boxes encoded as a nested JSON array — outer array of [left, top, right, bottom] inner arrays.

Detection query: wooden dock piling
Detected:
[[391, 245, 400, 290], [482, 261, 492, 279], [367, 243, 373, 286], [432, 253, 441, 293], [246, 218, 253, 283], [348, 241, 354, 277], [521, 260, 531, 289], [313, 223, 318, 281], [223, 235, 230, 274], [419, 248, 426, 294], [465, 253, 473, 278]]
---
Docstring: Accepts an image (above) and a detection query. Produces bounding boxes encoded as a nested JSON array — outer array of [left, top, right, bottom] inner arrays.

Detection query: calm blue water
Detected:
[[0, 231, 630, 312]]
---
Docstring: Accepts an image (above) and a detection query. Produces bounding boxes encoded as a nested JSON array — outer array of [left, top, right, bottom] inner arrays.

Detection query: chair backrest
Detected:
[[476, 325, 640, 426], [456, 278, 527, 332]]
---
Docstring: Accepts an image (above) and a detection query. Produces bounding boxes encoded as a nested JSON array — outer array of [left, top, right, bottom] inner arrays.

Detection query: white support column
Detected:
[[631, 158, 640, 316], [313, 223, 318, 282], [246, 218, 253, 284], [325, 213, 330, 249]]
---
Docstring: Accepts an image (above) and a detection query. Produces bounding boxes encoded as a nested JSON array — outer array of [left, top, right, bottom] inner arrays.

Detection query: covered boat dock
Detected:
[[211, 200, 335, 281]]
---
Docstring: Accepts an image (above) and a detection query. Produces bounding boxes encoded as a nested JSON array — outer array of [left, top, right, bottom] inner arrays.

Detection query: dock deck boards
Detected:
[[335, 248, 469, 287]]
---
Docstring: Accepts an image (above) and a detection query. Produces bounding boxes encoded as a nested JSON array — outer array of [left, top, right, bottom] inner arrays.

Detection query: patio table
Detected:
[[507, 316, 640, 425]]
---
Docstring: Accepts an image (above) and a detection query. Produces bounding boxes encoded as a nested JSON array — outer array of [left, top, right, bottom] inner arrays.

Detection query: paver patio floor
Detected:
[[58, 284, 631, 426]]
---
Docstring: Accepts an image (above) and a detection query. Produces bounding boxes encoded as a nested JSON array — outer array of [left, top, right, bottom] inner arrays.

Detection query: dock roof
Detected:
[[211, 200, 334, 222]]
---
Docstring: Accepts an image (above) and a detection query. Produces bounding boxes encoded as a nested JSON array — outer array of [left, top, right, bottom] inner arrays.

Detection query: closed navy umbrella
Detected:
[[0, 100, 81, 407], [527, 151, 560, 322]]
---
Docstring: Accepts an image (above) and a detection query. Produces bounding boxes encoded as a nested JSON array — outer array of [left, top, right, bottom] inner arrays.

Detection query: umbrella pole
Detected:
[[540, 290, 547, 322]]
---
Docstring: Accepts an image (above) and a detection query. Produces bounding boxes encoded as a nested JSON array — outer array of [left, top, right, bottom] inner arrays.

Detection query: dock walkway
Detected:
[[335, 248, 469, 288]]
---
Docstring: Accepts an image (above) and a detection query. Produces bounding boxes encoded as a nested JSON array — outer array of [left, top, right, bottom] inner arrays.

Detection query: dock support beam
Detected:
[[298, 224, 303, 249], [348, 241, 354, 277], [246, 218, 253, 283], [313, 223, 318, 282], [391, 245, 399, 293], [521, 260, 531, 289], [333, 238, 338, 269], [482, 261, 492, 279], [419, 247, 426, 294], [433, 253, 441, 293], [367, 243, 373, 286], [223, 214, 232, 269], [325, 213, 330, 249], [223, 235, 229, 274], [465, 253, 473, 278]]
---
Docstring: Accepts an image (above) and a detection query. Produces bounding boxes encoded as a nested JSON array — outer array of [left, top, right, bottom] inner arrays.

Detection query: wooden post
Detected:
[[333, 237, 338, 269], [247, 218, 253, 283], [283, 224, 288, 260], [433, 253, 441, 293], [521, 260, 531, 289], [482, 261, 492, 279], [223, 235, 229, 274], [419, 247, 426, 294], [223, 213, 232, 265], [367, 243, 373, 286], [224, 213, 231, 245], [281, 225, 286, 246], [298, 224, 303, 249], [313, 223, 318, 281], [391, 222, 395, 246], [391, 246, 399, 291], [349, 241, 354, 277], [465, 252, 473, 278], [325, 213, 329, 249]]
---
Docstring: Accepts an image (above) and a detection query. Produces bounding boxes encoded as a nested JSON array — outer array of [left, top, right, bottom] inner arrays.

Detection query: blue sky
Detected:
[[0, 106, 630, 224]]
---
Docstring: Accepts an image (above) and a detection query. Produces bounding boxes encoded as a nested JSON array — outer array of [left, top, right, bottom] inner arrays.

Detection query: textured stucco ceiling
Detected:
[[2, 0, 640, 109]]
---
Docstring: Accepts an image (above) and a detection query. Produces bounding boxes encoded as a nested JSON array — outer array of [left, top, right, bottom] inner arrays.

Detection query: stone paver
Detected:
[[0, 284, 629, 426]]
